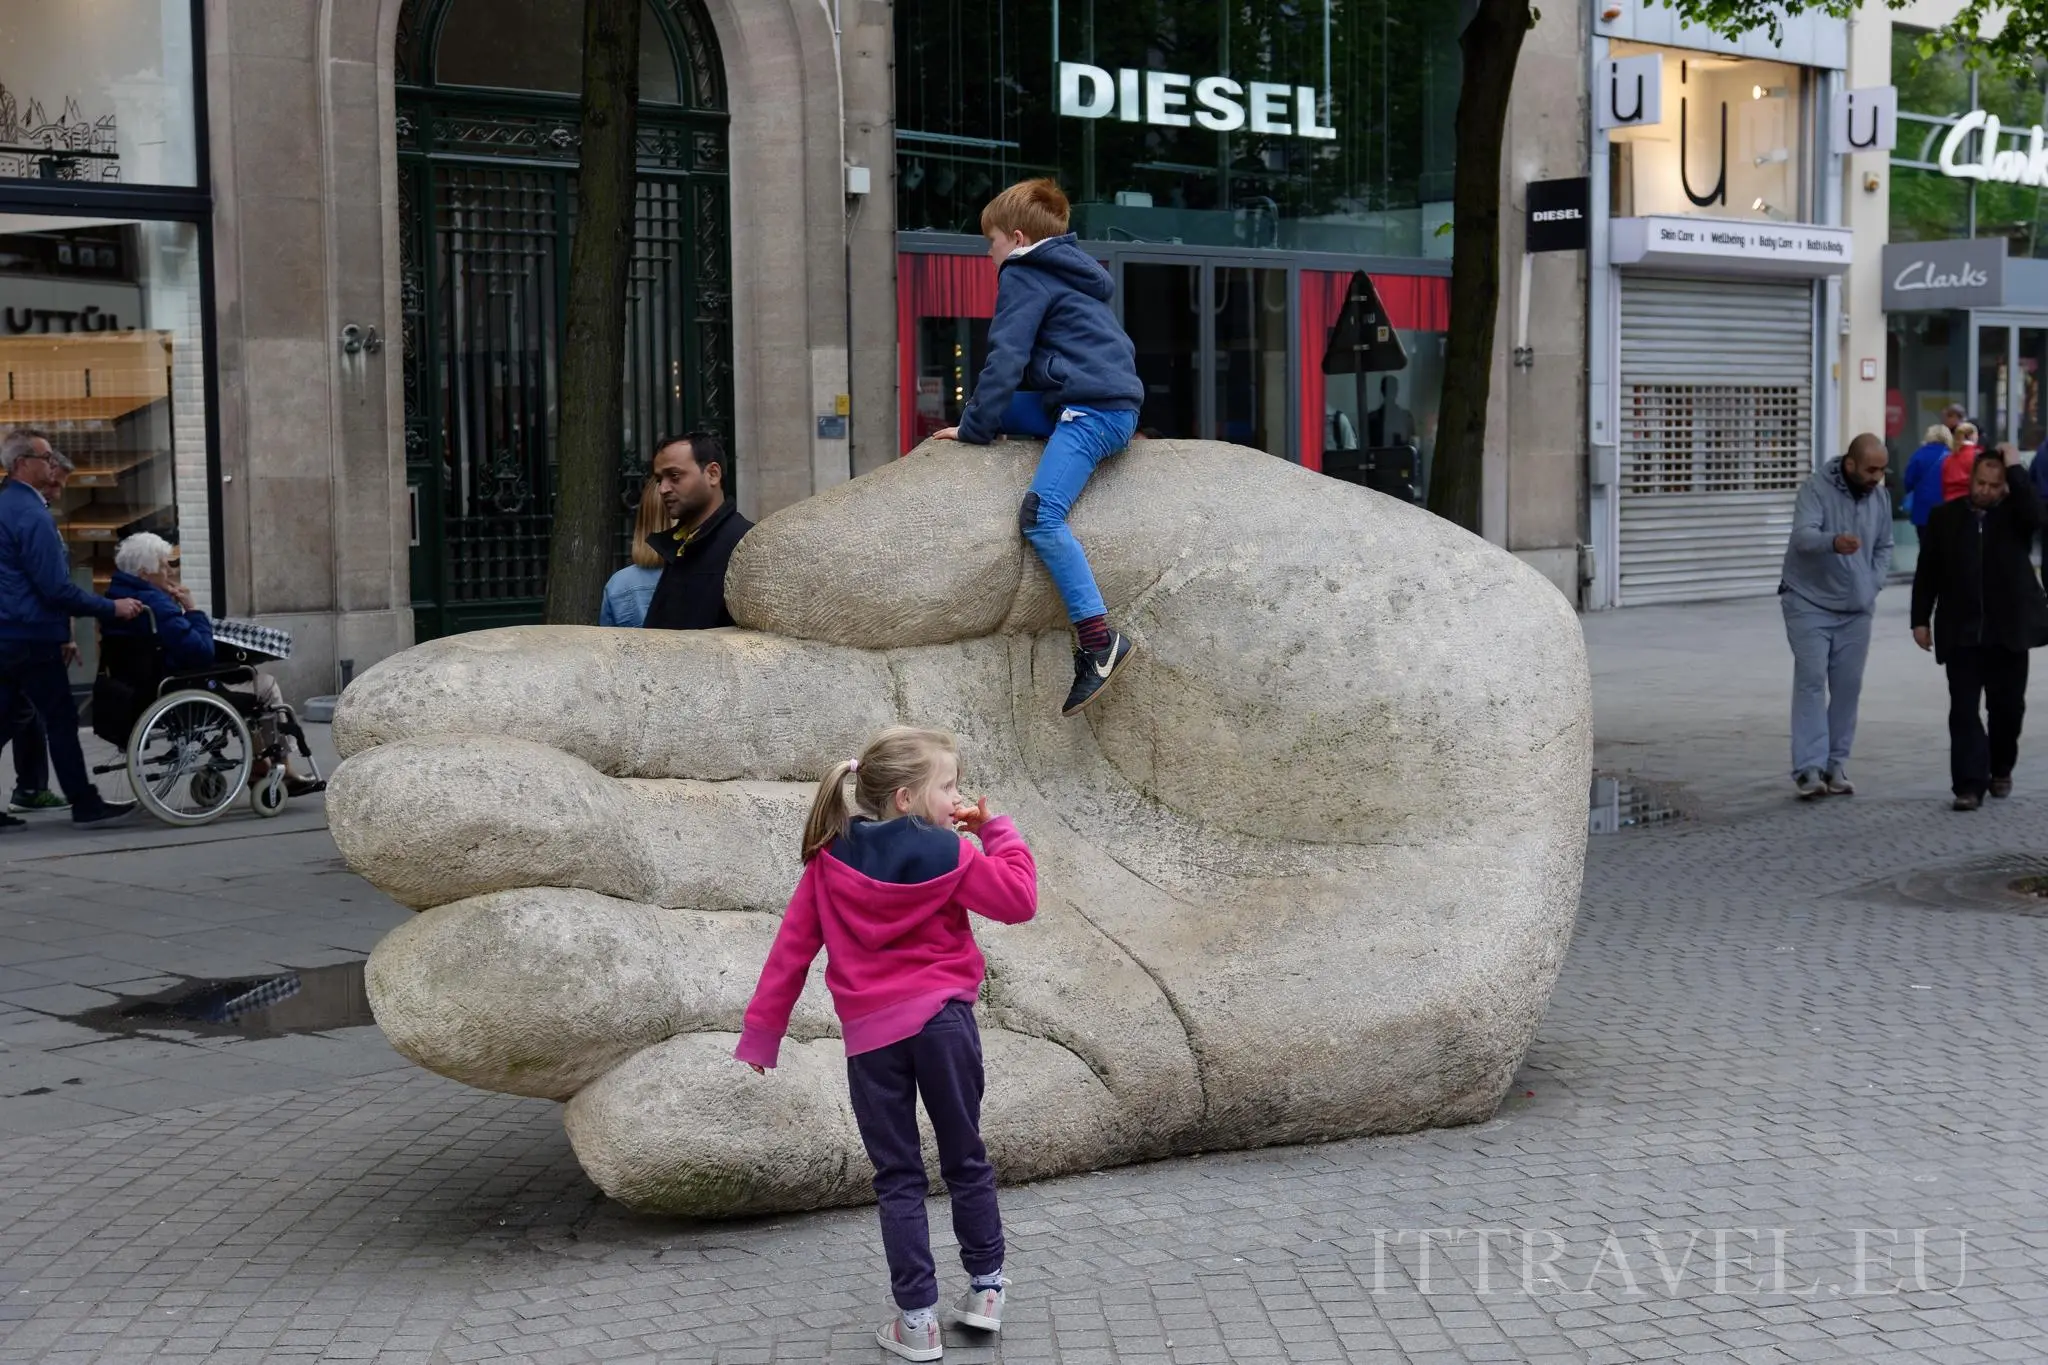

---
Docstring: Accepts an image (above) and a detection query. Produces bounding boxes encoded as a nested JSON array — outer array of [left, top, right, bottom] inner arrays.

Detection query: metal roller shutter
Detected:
[[1617, 275, 1816, 606]]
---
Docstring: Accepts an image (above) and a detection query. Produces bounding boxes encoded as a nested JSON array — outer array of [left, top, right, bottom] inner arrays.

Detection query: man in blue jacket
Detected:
[[0, 429, 140, 829], [1779, 433, 1894, 801]]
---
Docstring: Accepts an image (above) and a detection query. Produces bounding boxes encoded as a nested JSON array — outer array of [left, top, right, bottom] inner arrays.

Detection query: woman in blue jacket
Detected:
[[599, 481, 667, 627], [1901, 423, 1955, 529], [104, 533, 322, 795], [104, 533, 215, 670]]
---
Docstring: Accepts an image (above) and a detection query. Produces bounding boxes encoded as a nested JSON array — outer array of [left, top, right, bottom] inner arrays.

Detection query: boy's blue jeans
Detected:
[[999, 392, 1139, 625]]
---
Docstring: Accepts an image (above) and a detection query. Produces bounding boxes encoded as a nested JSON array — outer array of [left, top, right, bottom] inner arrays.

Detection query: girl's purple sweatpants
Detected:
[[845, 999, 1005, 1310]]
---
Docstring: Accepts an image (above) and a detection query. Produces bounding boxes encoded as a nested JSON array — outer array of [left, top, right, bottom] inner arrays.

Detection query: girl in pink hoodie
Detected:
[[736, 726, 1038, 1362]]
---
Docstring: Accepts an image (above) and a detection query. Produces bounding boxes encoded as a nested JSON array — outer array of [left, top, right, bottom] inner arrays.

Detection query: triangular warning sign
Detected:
[[1320, 271, 1410, 375]]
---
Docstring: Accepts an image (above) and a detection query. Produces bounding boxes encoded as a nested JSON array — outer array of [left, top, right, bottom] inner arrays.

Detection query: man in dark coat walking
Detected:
[[642, 433, 751, 631], [1911, 445, 2048, 810]]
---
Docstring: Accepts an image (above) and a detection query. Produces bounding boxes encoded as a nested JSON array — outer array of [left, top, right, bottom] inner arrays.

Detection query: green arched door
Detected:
[[395, 0, 732, 639]]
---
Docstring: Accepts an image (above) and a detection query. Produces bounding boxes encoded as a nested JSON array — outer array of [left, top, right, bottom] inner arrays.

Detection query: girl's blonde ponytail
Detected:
[[801, 759, 859, 862], [798, 728, 960, 862]]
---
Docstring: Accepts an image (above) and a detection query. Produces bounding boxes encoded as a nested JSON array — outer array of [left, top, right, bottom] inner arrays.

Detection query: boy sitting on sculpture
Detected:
[[931, 177, 1146, 717]]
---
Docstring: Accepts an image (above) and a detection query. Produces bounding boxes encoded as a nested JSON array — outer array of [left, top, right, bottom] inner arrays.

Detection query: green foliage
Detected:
[[1889, 166, 1969, 243], [1655, 0, 2048, 80], [1891, 26, 1968, 135]]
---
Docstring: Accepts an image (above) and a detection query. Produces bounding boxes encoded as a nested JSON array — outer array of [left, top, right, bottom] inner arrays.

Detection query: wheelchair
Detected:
[[90, 611, 325, 827]]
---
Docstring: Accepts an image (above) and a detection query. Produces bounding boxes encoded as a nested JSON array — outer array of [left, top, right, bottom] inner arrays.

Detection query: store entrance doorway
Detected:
[[1968, 317, 2048, 452], [1117, 258, 1290, 454]]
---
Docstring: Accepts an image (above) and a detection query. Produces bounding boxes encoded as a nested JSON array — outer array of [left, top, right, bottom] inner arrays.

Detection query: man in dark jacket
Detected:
[[642, 432, 751, 631], [1911, 445, 2048, 810], [2032, 433, 2048, 566], [0, 428, 140, 828]]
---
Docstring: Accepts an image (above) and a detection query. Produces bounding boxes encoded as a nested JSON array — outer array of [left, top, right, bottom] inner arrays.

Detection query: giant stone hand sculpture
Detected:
[[328, 439, 1591, 1217]]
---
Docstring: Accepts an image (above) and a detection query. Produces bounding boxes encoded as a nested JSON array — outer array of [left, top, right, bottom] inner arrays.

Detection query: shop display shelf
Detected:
[[64, 448, 164, 488], [0, 393, 165, 425], [57, 504, 168, 542]]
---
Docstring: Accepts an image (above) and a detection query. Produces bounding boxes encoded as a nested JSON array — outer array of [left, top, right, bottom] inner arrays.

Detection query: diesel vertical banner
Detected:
[[1526, 177, 1591, 253]]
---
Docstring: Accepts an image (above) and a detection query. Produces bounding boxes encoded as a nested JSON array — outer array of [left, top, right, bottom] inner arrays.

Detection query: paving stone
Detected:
[[0, 611, 2045, 1361]]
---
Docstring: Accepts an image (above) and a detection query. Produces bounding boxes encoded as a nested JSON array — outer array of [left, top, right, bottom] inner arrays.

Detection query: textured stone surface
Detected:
[[328, 439, 1592, 1215]]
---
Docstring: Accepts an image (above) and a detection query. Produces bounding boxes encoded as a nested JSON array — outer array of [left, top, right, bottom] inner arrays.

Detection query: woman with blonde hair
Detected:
[[1903, 422, 1955, 530], [599, 480, 668, 627]]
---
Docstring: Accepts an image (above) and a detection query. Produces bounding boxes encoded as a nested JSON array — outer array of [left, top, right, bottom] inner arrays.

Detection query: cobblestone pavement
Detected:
[[3, 601, 2046, 1363]]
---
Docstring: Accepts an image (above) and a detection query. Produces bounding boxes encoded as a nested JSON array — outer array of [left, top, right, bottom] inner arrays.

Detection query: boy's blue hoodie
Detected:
[[955, 234, 1145, 444]]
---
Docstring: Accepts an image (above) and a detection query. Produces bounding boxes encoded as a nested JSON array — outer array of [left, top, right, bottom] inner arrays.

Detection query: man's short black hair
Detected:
[[655, 431, 725, 480], [1975, 450, 2009, 475]]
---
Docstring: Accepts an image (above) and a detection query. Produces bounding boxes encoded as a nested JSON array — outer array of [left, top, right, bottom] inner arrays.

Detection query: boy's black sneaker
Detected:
[[0, 811, 25, 832], [72, 800, 137, 829], [1062, 632, 1135, 717]]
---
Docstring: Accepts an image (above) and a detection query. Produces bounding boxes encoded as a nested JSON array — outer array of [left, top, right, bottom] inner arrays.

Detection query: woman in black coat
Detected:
[[1910, 446, 2048, 810]]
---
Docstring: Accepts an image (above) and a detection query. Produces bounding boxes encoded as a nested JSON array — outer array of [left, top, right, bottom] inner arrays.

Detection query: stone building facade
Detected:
[[0, 0, 1590, 706]]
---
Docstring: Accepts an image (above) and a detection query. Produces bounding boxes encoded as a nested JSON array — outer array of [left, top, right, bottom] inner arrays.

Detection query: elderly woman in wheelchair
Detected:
[[92, 532, 325, 826]]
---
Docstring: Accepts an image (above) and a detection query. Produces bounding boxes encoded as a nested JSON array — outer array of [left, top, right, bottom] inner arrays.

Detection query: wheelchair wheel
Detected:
[[189, 768, 229, 810], [250, 766, 288, 818], [127, 690, 253, 827]]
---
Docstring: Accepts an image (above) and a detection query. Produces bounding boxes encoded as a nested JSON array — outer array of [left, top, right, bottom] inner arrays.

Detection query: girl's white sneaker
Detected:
[[876, 1314, 943, 1361], [946, 1279, 1007, 1333]]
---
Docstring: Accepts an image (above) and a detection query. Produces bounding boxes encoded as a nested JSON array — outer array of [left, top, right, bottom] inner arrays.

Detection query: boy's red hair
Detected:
[[980, 178, 1071, 241]]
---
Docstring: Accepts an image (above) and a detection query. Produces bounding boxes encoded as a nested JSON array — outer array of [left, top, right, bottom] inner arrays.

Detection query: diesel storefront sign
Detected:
[[897, 0, 1461, 256], [1881, 237, 2007, 311], [1057, 62, 1335, 140]]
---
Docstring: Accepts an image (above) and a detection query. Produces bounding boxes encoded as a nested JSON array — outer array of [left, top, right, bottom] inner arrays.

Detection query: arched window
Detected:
[[432, 0, 681, 103]]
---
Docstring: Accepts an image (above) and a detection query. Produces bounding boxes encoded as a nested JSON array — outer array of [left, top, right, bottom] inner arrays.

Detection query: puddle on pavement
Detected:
[[1588, 774, 1685, 835], [1868, 855, 2048, 918], [63, 960, 374, 1039]]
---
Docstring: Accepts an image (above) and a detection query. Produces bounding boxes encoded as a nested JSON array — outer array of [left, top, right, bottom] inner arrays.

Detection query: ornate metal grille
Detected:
[[434, 164, 560, 606], [396, 0, 730, 640]]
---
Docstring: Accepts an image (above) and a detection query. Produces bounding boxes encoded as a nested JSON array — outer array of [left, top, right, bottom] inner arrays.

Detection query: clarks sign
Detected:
[[1881, 237, 2006, 311], [1938, 110, 2048, 185], [1058, 62, 1335, 140]]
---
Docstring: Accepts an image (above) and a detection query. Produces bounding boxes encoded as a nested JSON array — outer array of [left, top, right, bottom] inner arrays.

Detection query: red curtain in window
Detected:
[[899, 253, 1000, 454], [1297, 271, 1449, 472]]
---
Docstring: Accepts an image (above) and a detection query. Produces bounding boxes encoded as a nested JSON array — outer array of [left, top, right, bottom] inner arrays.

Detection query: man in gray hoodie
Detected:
[[1779, 433, 1894, 799]]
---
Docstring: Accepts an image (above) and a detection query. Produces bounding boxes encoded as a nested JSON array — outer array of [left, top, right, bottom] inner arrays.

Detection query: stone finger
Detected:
[[364, 886, 834, 1100], [329, 735, 809, 911]]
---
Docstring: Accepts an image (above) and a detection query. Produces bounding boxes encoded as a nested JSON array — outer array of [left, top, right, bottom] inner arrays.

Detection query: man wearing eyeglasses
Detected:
[[0, 428, 141, 829]]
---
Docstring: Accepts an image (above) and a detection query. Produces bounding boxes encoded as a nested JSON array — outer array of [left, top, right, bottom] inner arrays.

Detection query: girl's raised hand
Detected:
[[951, 796, 992, 834]]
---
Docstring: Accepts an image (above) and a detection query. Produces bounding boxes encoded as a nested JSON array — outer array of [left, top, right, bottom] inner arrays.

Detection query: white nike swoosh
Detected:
[[1093, 655, 1115, 678]]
